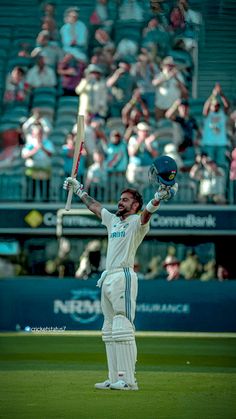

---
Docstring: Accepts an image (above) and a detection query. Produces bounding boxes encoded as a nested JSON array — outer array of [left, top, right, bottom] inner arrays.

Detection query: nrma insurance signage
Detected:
[[1, 279, 236, 332], [54, 288, 101, 324]]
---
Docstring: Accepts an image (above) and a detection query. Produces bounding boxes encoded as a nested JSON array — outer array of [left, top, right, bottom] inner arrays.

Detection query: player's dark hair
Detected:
[[121, 188, 143, 212]]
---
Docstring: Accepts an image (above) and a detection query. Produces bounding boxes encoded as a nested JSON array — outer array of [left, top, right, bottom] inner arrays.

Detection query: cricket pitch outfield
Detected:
[[0, 332, 236, 419]]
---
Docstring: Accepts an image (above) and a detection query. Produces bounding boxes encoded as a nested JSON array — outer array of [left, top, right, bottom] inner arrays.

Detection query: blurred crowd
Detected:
[[0, 236, 230, 281], [0, 0, 236, 204]]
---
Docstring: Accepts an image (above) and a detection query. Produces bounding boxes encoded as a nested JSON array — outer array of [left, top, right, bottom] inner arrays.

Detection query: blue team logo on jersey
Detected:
[[110, 231, 126, 238]]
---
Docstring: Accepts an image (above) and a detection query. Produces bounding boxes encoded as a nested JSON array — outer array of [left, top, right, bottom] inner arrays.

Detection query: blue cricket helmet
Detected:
[[149, 155, 177, 186]]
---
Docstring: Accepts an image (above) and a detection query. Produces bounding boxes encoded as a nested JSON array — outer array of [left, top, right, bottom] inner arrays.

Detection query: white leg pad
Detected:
[[112, 315, 137, 386], [102, 320, 117, 383]]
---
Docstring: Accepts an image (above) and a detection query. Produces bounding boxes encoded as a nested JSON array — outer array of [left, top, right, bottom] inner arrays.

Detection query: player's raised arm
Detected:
[[141, 156, 178, 225], [63, 178, 102, 219]]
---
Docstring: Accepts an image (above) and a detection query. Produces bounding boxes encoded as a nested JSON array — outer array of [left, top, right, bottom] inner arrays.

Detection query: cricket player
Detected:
[[63, 156, 178, 390]]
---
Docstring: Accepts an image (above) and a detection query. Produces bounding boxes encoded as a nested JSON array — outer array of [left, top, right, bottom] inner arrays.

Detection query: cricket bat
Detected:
[[65, 114, 84, 211]]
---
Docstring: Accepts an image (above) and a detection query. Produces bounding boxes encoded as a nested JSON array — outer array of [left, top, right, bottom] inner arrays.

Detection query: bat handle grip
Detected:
[[65, 188, 73, 211]]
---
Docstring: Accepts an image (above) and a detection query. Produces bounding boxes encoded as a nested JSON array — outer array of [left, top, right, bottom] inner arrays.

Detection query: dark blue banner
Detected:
[[0, 278, 236, 332]]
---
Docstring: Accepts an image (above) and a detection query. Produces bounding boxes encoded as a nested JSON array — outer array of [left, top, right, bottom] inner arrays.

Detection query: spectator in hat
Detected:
[[75, 64, 108, 119], [152, 56, 188, 121], [163, 255, 183, 281], [57, 53, 87, 96], [126, 121, 158, 190], [60, 7, 88, 59]]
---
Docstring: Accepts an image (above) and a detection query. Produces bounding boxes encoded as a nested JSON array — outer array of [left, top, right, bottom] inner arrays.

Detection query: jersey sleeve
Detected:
[[101, 208, 114, 228]]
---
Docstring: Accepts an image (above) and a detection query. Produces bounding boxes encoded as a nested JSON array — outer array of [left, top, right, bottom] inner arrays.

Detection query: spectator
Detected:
[[61, 131, 87, 180], [144, 255, 163, 279], [126, 121, 158, 190], [31, 30, 63, 69], [141, 17, 171, 58], [4, 66, 28, 104], [131, 50, 159, 111], [152, 56, 188, 121], [163, 255, 183, 281], [169, 0, 202, 51], [229, 148, 236, 203], [122, 88, 150, 141], [60, 7, 88, 60], [74, 114, 107, 165], [22, 109, 53, 142], [165, 98, 200, 166], [85, 149, 107, 200], [201, 83, 230, 169], [118, 0, 145, 22], [179, 249, 202, 279], [217, 264, 229, 281], [230, 148, 236, 181], [200, 259, 216, 281], [26, 55, 57, 89], [89, 0, 113, 30], [106, 58, 137, 117], [57, 53, 87, 96], [41, 16, 59, 43], [21, 123, 55, 200], [75, 64, 108, 119], [106, 129, 128, 175], [189, 153, 227, 204]]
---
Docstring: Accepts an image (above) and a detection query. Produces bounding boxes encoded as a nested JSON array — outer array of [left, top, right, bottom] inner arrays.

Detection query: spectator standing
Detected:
[[201, 83, 230, 169], [60, 7, 88, 60], [122, 88, 150, 141], [21, 123, 55, 200], [31, 30, 64, 69], [152, 56, 188, 120], [75, 64, 108, 119], [189, 153, 227, 204], [131, 50, 159, 111], [26, 55, 57, 89], [126, 122, 158, 190], [106, 129, 128, 176], [106, 58, 137, 117], [57, 53, 87, 96], [165, 98, 200, 166]]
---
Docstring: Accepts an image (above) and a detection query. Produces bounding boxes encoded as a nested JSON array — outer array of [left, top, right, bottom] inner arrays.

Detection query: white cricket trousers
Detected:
[[101, 268, 138, 322]]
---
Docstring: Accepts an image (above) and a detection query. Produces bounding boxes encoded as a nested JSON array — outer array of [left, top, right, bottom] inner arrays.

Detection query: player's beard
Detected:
[[116, 205, 130, 217]]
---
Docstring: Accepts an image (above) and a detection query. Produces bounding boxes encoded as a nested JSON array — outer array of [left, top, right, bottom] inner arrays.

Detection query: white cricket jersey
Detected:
[[101, 208, 150, 270]]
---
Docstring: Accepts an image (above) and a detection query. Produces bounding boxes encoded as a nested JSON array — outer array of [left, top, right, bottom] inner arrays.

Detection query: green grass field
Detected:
[[0, 333, 236, 419]]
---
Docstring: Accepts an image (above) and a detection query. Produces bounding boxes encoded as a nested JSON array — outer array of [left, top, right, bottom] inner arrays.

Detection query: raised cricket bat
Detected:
[[65, 114, 84, 211]]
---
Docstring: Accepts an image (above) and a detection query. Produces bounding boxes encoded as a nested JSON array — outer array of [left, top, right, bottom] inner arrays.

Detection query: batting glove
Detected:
[[63, 177, 87, 199], [155, 182, 178, 202]]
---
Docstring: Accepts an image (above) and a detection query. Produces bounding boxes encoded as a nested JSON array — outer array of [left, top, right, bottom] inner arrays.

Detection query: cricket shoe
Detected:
[[110, 379, 138, 391], [94, 379, 111, 390]]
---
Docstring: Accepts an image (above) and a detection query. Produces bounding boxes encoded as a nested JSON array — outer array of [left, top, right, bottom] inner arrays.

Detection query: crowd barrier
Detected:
[[0, 277, 236, 332]]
